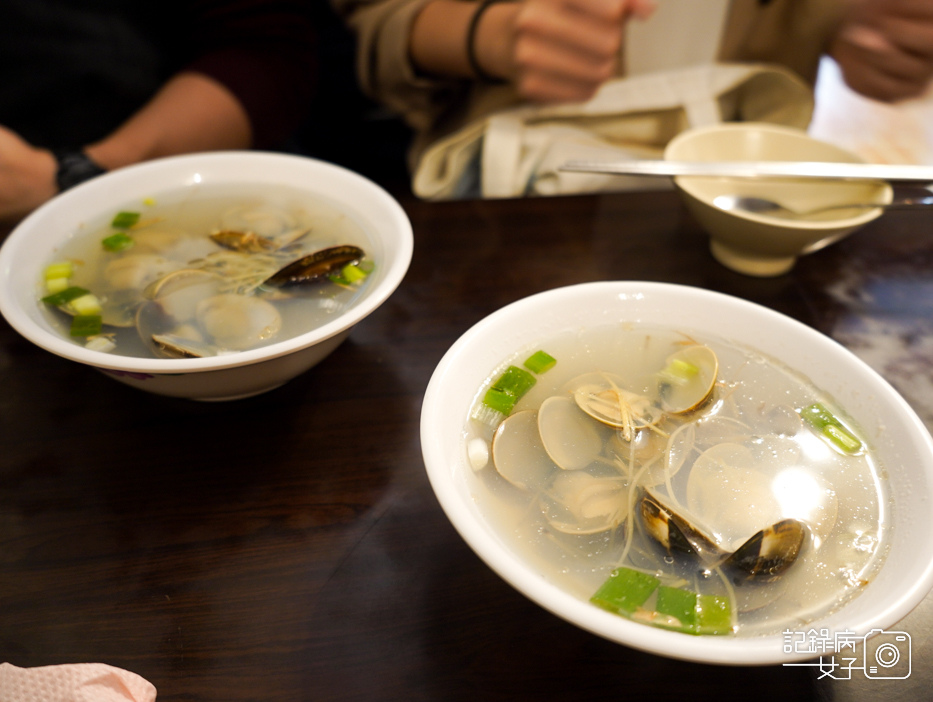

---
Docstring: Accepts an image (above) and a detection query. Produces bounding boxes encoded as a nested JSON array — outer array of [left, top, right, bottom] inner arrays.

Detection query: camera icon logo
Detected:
[[864, 629, 912, 679]]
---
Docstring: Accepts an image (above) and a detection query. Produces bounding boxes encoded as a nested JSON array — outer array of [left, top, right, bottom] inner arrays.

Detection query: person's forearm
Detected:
[[409, 0, 654, 103], [84, 71, 252, 171], [409, 0, 519, 81]]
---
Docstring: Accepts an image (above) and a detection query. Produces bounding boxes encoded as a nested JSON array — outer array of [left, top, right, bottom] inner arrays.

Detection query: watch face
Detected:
[[54, 150, 106, 192]]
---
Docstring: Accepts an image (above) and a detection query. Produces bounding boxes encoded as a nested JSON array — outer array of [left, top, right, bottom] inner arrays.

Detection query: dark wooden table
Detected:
[[2, 184, 932, 701]]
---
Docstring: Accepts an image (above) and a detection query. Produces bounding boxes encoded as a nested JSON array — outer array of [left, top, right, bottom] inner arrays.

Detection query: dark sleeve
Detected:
[[181, 0, 319, 148]]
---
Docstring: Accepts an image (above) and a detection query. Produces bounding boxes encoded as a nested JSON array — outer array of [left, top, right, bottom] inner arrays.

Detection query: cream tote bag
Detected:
[[412, 62, 815, 199]]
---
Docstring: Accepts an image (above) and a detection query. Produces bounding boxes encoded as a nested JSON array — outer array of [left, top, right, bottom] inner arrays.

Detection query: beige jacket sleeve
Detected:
[[332, 0, 469, 133], [720, 0, 848, 85]]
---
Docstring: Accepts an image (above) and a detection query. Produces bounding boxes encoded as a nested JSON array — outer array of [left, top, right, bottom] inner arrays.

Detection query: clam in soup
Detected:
[[465, 325, 890, 637], [39, 185, 375, 358]]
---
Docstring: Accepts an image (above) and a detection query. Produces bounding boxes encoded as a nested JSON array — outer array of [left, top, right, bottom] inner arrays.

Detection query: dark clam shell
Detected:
[[210, 230, 277, 253], [723, 518, 807, 581], [640, 491, 725, 561], [264, 245, 364, 287]]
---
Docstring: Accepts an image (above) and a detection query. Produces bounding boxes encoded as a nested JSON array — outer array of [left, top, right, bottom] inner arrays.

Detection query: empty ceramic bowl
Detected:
[[665, 122, 892, 276]]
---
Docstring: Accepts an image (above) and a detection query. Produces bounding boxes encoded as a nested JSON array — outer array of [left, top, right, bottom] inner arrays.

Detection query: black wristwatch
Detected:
[[52, 149, 107, 192]]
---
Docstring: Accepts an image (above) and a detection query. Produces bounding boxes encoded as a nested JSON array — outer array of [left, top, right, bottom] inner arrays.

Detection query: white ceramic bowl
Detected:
[[421, 281, 933, 665], [665, 123, 892, 277], [0, 151, 413, 400]]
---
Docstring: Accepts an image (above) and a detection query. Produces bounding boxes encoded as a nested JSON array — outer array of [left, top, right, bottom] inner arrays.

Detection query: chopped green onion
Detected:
[[523, 350, 556, 374], [111, 211, 140, 229], [44, 261, 73, 280], [592, 569, 732, 636], [471, 402, 505, 429], [45, 276, 70, 294], [102, 231, 135, 252], [659, 358, 699, 386], [68, 293, 102, 317], [590, 567, 659, 615], [655, 586, 697, 631], [70, 315, 102, 337], [800, 402, 863, 455], [482, 387, 518, 415], [328, 261, 371, 286], [696, 595, 732, 635], [41, 286, 91, 307], [482, 365, 536, 415], [342, 262, 369, 283]]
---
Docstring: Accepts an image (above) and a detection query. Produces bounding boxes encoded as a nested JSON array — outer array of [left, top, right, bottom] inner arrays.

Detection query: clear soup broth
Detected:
[[40, 183, 375, 359], [464, 324, 890, 637]]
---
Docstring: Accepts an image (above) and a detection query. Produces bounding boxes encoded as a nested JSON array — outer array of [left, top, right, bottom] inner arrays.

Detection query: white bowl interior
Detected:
[[0, 151, 413, 375], [421, 281, 933, 665]]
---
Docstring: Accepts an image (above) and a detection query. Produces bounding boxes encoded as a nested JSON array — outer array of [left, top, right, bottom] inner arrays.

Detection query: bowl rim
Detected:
[[420, 280, 933, 665], [665, 122, 893, 230], [0, 151, 413, 372]]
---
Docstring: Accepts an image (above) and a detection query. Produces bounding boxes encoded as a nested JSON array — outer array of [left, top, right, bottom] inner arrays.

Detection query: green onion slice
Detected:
[[69, 293, 102, 317], [328, 261, 372, 286], [45, 277, 70, 294], [696, 595, 732, 635], [111, 211, 140, 229], [591, 568, 733, 635], [654, 585, 698, 631], [659, 358, 699, 386], [70, 315, 103, 337], [102, 232, 135, 252], [44, 261, 73, 280], [41, 286, 91, 307], [590, 567, 659, 616], [800, 402, 863, 455], [523, 350, 556, 374], [482, 365, 536, 415]]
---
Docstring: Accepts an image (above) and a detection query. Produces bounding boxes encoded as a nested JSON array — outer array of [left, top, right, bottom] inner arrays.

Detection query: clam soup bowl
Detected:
[[420, 281, 933, 665], [0, 152, 413, 401], [665, 123, 892, 277]]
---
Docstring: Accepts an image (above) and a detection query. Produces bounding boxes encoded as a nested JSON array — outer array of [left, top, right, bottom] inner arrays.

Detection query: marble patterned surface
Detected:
[[826, 271, 933, 433]]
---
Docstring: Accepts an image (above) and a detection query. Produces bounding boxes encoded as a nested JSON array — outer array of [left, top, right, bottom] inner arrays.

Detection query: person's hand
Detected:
[[829, 0, 933, 102], [478, 0, 656, 103], [0, 125, 57, 226]]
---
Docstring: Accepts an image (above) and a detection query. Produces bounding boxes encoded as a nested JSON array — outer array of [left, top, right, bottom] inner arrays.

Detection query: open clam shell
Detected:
[[569, 372, 664, 441], [537, 395, 608, 470], [542, 470, 628, 535], [657, 344, 718, 414], [136, 269, 283, 358], [491, 409, 557, 491]]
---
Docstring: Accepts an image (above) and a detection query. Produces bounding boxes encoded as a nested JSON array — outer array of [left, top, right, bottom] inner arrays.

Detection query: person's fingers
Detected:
[[514, 0, 626, 61], [508, 0, 656, 103], [835, 24, 933, 100], [833, 46, 928, 101], [515, 68, 606, 102]]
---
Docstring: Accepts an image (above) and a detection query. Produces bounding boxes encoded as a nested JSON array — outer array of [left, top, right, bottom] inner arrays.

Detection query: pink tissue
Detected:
[[0, 663, 156, 702]]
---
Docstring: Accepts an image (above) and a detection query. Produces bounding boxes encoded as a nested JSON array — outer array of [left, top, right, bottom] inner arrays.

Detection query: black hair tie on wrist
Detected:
[[466, 0, 507, 83]]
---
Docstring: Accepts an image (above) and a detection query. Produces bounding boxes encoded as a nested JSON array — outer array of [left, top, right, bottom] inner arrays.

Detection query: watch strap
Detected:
[[52, 150, 107, 192]]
